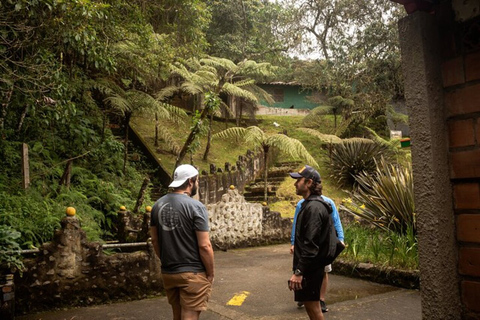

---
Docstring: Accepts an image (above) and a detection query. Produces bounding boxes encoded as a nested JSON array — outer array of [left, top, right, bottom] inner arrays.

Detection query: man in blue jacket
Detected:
[[290, 185, 344, 313]]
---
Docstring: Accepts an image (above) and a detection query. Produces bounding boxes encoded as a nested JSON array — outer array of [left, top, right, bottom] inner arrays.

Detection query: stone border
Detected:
[[332, 259, 420, 289]]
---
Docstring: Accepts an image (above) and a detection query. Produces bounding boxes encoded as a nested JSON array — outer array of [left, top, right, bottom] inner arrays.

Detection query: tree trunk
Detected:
[[58, 160, 73, 190], [102, 111, 107, 142], [174, 107, 209, 172], [123, 113, 132, 175], [0, 85, 13, 132], [263, 146, 269, 202], [16, 105, 28, 132], [334, 113, 337, 129], [202, 112, 214, 160], [133, 177, 150, 214], [154, 112, 159, 147]]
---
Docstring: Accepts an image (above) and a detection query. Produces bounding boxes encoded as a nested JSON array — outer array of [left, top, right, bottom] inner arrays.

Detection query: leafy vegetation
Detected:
[[0, 225, 24, 273], [330, 139, 392, 188], [341, 223, 417, 270], [342, 158, 416, 235]]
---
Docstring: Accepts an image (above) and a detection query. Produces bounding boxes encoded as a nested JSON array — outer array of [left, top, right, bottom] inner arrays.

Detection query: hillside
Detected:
[[131, 113, 347, 218]]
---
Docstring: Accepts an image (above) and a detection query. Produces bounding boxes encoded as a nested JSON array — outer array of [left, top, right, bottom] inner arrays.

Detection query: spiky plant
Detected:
[[330, 139, 391, 188], [213, 126, 318, 201], [342, 157, 415, 235]]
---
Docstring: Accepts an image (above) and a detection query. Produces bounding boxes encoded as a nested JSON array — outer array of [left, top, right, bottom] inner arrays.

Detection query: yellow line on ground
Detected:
[[226, 291, 250, 306]]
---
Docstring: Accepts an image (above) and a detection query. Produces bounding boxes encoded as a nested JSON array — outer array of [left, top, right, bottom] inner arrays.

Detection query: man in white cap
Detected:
[[150, 164, 214, 320]]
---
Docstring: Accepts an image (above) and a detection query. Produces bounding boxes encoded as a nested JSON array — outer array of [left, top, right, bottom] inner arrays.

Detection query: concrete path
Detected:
[[17, 244, 421, 320]]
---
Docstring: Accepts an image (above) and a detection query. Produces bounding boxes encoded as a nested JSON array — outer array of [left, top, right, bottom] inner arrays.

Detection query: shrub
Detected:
[[342, 157, 415, 235], [329, 139, 391, 188], [0, 225, 25, 273]]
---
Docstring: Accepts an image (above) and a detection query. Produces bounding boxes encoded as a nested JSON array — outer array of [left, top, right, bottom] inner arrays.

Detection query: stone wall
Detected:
[[207, 189, 291, 250], [15, 216, 162, 315]]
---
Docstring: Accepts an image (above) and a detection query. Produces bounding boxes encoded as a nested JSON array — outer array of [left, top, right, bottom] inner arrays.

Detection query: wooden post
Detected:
[[133, 177, 150, 214], [21, 143, 30, 189]]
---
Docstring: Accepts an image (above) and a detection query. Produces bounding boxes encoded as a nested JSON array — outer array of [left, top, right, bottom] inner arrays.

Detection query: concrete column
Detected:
[[398, 13, 461, 319]]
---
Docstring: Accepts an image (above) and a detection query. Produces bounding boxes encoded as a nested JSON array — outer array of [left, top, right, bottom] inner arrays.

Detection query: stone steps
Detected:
[[243, 161, 301, 203]]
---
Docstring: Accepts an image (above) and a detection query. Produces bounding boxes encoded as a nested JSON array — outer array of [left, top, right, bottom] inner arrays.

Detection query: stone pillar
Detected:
[[398, 12, 461, 319], [53, 216, 87, 279]]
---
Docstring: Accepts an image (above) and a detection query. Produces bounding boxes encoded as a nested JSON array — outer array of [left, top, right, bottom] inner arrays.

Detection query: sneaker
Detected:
[[320, 300, 328, 313], [297, 302, 304, 308]]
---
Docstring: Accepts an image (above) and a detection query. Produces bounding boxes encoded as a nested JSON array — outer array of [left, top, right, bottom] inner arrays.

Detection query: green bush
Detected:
[[0, 225, 24, 273], [329, 139, 391, 188], [342, 157, 415, 235]]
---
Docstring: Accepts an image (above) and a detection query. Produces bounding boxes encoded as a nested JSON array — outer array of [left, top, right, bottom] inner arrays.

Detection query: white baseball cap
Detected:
[[169, 164, 199, 188]]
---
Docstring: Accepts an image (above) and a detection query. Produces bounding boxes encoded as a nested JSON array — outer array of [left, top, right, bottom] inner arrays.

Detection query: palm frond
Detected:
[[180, 82, 204, 96], [233, 79, 255, 87], [156, 126, 182, 155], [266, 134, 319, 168], [156, 86, 180, 101], [201, 56, 237, 72], [221, 83, 258, 102], [161, 102, 188, 120], [212, 126, 248, 140], [298, 128, 343, 144], [104, 94, 131, 115], [244, 84, 275, 106]]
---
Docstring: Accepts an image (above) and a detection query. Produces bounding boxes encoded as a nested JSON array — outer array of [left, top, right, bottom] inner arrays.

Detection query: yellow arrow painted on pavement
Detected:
[[226, 291, 250, 306]]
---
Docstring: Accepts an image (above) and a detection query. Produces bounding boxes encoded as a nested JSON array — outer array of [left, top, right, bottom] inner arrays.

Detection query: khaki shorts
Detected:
[[162, 272, 212, 311]]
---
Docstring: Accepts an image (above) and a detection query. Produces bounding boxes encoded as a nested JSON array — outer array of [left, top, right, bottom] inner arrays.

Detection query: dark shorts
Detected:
[[294, 268, 325, 302]]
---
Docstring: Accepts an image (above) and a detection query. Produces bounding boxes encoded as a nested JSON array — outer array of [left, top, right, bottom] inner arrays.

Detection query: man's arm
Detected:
[[196, 230, 215, 283], [290, 199, 303, 253], [331, 201, 344, 242], [149, 226, 161, 259]]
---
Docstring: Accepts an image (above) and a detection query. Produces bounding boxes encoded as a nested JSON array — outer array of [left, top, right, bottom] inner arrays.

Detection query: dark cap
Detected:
[[289, 165, 321, 183]]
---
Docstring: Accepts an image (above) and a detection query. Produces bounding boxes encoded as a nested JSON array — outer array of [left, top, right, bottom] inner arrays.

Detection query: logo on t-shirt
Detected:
[[159, 202, 181, 231]]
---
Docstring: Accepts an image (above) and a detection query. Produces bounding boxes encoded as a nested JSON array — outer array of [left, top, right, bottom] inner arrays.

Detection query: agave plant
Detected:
[[330, 138, 391, 188], [342, 157, 415, 235], [213, 126, 318, 201]]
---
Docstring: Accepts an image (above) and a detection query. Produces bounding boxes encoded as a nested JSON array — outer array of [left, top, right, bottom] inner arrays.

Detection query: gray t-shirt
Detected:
[[150, 193, 210, 273]]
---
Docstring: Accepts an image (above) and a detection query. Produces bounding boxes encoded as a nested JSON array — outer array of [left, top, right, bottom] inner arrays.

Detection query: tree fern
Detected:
[[214, 126, 318, 201]]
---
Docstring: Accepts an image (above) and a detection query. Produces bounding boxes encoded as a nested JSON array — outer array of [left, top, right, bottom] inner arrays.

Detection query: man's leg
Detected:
[[172, 303, 182, 320], [319, 265, 331, 312], [303, 301, 325, 320], [320, 272, 329, 312], [320, 272, 328, 300], [181, 309, 201, 320]]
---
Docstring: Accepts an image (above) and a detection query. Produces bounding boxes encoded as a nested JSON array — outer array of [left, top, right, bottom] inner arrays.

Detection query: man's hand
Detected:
[[288, 274, 303, 291], [290, 245, 294, 255], [207, 274, 214, 284]]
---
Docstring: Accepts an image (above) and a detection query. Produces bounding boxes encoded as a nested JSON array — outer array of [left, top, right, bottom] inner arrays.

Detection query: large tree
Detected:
[[205, 0, 300, 64], [287, 0, 405, 136], [157, 56, 275, 169]]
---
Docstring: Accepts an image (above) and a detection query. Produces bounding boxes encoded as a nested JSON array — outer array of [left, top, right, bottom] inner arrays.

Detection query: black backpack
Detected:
[[317, 199, 345, 266]]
